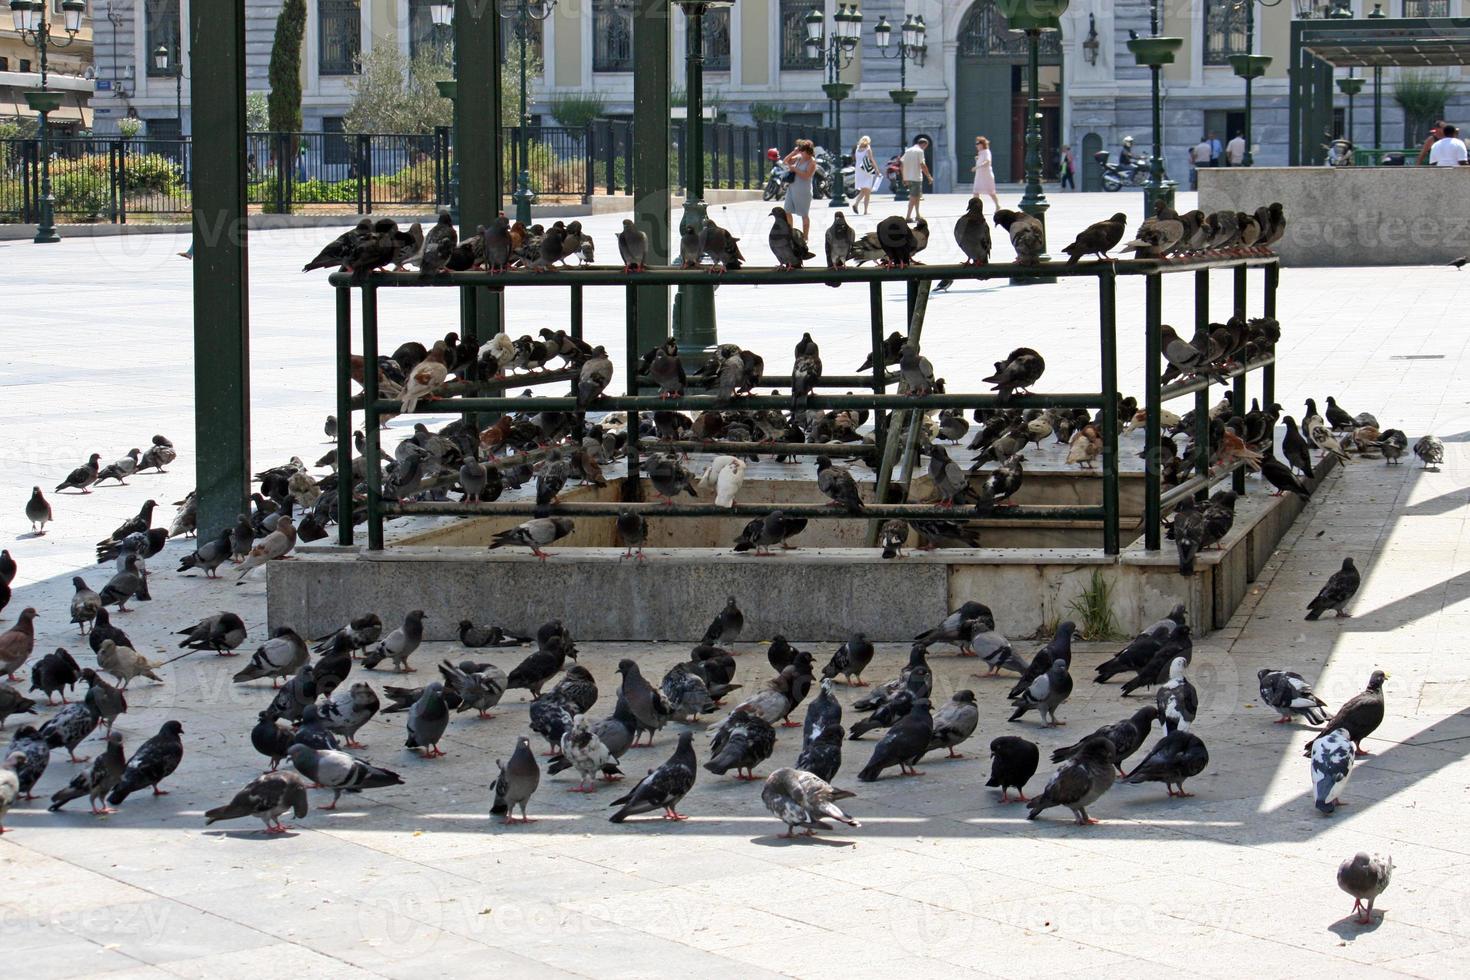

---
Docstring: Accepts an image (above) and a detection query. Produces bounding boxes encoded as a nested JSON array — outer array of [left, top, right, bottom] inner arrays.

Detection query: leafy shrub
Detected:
[[547, 91, 607, 130], [121, 153, 182, 196], [52, 171, 111, 220]]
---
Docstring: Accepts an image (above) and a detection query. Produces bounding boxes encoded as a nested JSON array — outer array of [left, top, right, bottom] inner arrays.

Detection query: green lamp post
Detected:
[[1368, 2, 1385, 149], [1337, 75, 1364, 143], [804, 4, 862, 207], [875, 13, 926, 202], [671, 1, 734, 362], [1226, 0, 1274, 167], [428, 0, 458, 219], [500, 0, 557, 224], [11, 0, 86, 244], [1127, 0, 1182, 218], [998, 0, 1068, 280]]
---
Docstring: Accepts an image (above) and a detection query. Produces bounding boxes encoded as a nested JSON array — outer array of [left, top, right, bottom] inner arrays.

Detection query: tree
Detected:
[[344, 41, 542, 135], [267, 0, 306, 134], [246, 92, 270, 132]]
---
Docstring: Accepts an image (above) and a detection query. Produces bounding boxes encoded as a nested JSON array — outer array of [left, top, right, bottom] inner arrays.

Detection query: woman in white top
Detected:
[[851, 135, 880, 214], [971, 136, 1000, 209]]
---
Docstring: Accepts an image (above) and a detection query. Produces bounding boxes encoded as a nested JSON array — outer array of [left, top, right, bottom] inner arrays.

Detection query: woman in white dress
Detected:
[[971, 135, 1000, 209], [851, 135, 880, 214]]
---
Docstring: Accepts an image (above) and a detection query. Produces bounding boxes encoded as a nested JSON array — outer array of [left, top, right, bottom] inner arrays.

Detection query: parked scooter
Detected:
[[1095, 149, 1153, 191]]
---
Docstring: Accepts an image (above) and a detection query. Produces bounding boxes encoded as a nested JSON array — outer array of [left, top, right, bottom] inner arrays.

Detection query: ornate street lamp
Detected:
[[1227, 0, 1278, 167], [153, 42, 187, 137], [1368, 1, 1385, 149], [1126, 0, 1182, 218], [1337, 75, 1364, 142], [499, 0, 557, 224], [804, 3, 862, 207], [998, 0, 1068, 272], [875, 12, 927, 201], [672, 1, 735, 360], [428, 0, 460, 219], [11, 0, 85, 244]]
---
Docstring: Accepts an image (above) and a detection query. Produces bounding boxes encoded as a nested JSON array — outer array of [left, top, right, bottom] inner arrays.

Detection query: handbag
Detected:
[[781, 169, 797, 184]]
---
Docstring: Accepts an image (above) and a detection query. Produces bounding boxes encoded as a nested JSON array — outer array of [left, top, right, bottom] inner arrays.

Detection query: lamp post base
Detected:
[[513, 179, 536, 225], [1143, 179, 1176, 219], [674, 196, 717, 361]]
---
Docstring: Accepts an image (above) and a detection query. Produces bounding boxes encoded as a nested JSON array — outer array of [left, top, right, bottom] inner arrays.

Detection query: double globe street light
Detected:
[[11, 0, 86, 244], [874, 13, 926, 202], [803, 3, 862, 208]]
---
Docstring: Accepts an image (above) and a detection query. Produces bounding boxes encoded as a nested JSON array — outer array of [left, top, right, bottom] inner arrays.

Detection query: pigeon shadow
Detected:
[[1327, 912, 1386, 939], [203, 828, 304, 840], [750, 833, 856, 847]]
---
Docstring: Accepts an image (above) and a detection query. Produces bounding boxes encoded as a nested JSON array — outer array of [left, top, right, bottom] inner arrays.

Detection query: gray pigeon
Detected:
[[616, 659, 674, 746], [1009, 659, 1073, 727], [927, 691, 979, 758], [618, 218, 649, 271], [1025, 735, 1116, 825], [993, 209, 1044, 264], [362, 610, 425, 672], [405, 682, 449, 758], [233, 627, 308, 686], [490, 735, 541, 823], [701, 596, 744, 650], [1413, 434, 1444, 468], [825, 211, 855, 268], [25, 487, 52, 534], [286, 744, 403, 809], [204, 770, 310, 833], [954, 196, 992, 265], [416, 211, 456, 275], [69, 578, 101, 634], [816, 455, 864, 512], [762, 766, 859, 838], [898, 344, 935, 397], [576, 346, 614, 410], [768, 206, 814, 268], [1338, 852, 1392, 925], [48, 730, 126, 814], [488, 517, 576, 559]]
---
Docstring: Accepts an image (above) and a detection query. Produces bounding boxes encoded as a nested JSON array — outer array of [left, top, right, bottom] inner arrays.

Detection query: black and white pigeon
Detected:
[[797, 723, 845, 783], [1025, 735, 1116, 825], [987, 736, 1039, 803], [705, 707, 776, 780], [1052, 705, 1158, 774], [821, 633, 875, 686], [362, 610, 425, 673], [205, 770, 310, 833], [660, 663, 718, 722], [5, 725, 51, 800], [927, 691, 979, 758], [177, 612, 248, 657], [1310, 727, 1354, 815], [1155, 657, 1198, 734], [762, 767, 859, 838], [233, 627, 308, 686], [1338, 852, 1393, 925], [857, 698, 933, 782], [1126, 731, 1209, 797], [1413, 434, 1444, 468], [405, 682, 449, 758], [529, 695, 576, 755], [37, 700, 99, 764], [287, 743, 403, 809], [319, 681, 380, 748], [554, 715, 622, 792], [609, 730, 698, 823], [48, 730, 126, 814], [1304, 670, 1387, 757], [108, 720, 184, 805], [1258, 669, 1329, 725], [1305, 558, 1360, 620]]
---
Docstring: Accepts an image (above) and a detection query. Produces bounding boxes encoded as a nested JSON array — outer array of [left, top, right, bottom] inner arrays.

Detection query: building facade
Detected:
[[2, 2, 95, 133], [89, 1, 1465, 186]]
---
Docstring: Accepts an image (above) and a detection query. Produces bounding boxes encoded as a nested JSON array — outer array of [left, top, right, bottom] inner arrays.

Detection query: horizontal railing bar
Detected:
[[1158, 460, 1249, 510], [373, 392, 1105, 414], [641, 440, 879, 456], [329, 253, 1277, 289], [382, 500, 1108, 521], [639, 373, 899, 389], [1159, 356, 1277, 404]]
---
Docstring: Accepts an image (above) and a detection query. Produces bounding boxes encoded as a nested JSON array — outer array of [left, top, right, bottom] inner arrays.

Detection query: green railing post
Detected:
[[1263, 263, 1278, 408], [570, 283, 584, 342], [461, 284, 480, 434], [336, 286, 354, 545], [632, 6, 672, 358], [868, 280, 887, 451], [624, 284, 642, 498], [1193, 270, 1211, 502], [1099, 268, 1120, 555], [362, 285, 384, 551], [1232, 264, 1248, 496], [1144, 272, 1163, 549]]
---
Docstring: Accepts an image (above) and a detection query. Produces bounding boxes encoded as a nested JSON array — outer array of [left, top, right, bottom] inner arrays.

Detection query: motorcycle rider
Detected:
[[1118, 135, 1136, 168]]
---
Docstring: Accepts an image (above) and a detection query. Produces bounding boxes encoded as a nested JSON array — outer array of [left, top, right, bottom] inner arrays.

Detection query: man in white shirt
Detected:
[[1189, 137, 1212, 188], [901, 137, 932, 221], [1429, 124, 1469, 166], [1226, 133, 1246, 166]]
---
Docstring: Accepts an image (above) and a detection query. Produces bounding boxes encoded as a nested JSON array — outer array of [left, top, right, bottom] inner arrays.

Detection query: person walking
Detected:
[[902, 136, 932, 222], [782, 139, 818, 238], [1208, 131, 1223, 168], [1226, 132, 1246, 166], [1429, 123, 1469, 166], [1059, 144, 1076, 190], [970, 135, 1000, 209], [851, 135, 880, 214]]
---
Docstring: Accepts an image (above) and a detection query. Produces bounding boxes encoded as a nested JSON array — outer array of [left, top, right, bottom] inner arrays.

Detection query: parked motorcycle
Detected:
[[1324, 137, 1354, 167], [1095, 149, 1153, 191], [761, 145, 854, 201]]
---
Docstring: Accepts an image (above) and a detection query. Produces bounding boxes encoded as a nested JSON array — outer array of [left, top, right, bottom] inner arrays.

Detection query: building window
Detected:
[[145, 0, 180, 78], [408, 0, 452, 64], [692, 7, 731, 71], [500, 14, 545, 63], [319, 0, 361, 76], [592, 1, 633, 72], [958, 0, 1060, 59], [0, 58, 8, 71], [1203, 0, 1249, 66], [780, 1, 822, 70], [1403, 0, 1450, 14], [19, 58, 31, 72]]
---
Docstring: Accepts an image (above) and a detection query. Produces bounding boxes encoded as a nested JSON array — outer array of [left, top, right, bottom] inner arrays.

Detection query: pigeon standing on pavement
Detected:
[[204, 770, 310, 833], [54, 454, 101, 494], [362, 610, 425, 673], [286, 744, 403, 810], [107, 720, 184, 805], [1155, 657, 1198, 734], [405, 682, 449, 758], [1125, 731, 1210, 797], [761, 767, 859, 838], [609, 731, 698, 823], [1304, 670, 1387, 757], [1025, 735, 1117, 825], [1310, 727, 1355, 815], [1338, 852, 1393, 925], [48, 731, 126, 814], [232, 627, 308, 686], [1257, 669, 1329, 725], [30, 648, 81, 704], [857, 698, 934, 782], [25, 488, 52, 535], [1008, 659, 1074, 727], [928, 691, 979, 758], [987, 736, 1039, 802], [1305, 558, 1360, 620], [1413, 434, 1444, 468], [0, 607, 38, 681]]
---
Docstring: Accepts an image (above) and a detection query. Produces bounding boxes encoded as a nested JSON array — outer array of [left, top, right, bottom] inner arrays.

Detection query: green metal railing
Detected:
[[329, 253, 1278, 557]]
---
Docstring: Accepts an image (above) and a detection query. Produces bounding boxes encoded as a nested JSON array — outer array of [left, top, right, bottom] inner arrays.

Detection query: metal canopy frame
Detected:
[[1291, 17, 1470, 164]]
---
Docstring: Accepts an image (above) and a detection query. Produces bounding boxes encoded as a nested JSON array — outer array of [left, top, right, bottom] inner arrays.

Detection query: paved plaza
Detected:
[[2, 192, 1470, 977]]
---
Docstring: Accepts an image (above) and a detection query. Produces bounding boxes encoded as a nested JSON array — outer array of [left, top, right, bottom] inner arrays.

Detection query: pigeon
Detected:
[[0, 748, 26, 830], [617, 218, 649, 271], [233, 627, 308, 685], [1258, 669, 1329, 725], [1173, 497, 1205, 576], [287, 744, 403, 810], [575, 345, 614, 411], [768, 206, 814, 268], [616, 658, 674, 746], [456, 620, 527, 648], [1093, 606, 1185, 684], [0, 549, 11, 586], [168, 612, 246, 662], [1062, 212, 1128, 264], [825, 210, 855, 268], [1310, 727, 1354, 815], [821, 633, 875, 686], [857, 331, 907, 373], [879, 519, 909, 560], [251, 710, 295, 770], [1413, 434, 1444, 468], [1155, 657, 1198, 734], [362, 610, 425, 673], [609, 730, 698, 822], [927, 691, 979, 758], [402, 682, 450, 758], [0, 607, 37, 681], [985, 735, 1039, 803], [204, 770, 310, 833], [1281, 416, 1315, 478], [308, 635, 355, 698], [701, 596, 745, 650], [790, 333, 823, 407], [993, 209, 1044, 264], [1118, 623, 1194, 697], [439, 659, 508, 718], [318, 681, 380, 748], [506, 633, 576, 699], [235, 516, 297, 582], [5, 724, 52, 799], [87, 609, 130, 657], [304, 218, 374, 271], [1324, 396, 1356, 431], [897, 344, 935, 398], [660, 663, 718, 721], [1009, 659, 1073, 727], [29, 647, 80, 705], [762, 767, 859, 838], [108, 720, 184, 805], [138, 441, 176, 473], [0, 684, 37, 728], [1007, 621, 1076, 699], [1259, 450, 1312, 500], [1053, 705, 1158, 773], [1123, 202, 1186, 257], [176, 528, 233, 578], [954, 196, 993, 265], [80, 669, 126, 732], [648, 453, 698, 502], [857, 698, 933, 782], [55, 454, 102, 494], [94, 640, 162, 690], [705, 707, 777, 780], [1304, 670, 1387, 757], [263, 666, 318, 723], [1025, 735, 1117, 825], [816, 455, 864, 512], [93, 449, 141, 486], [1125, 731, 1210, 797], [415, 210, 456, 275], [928, 445, 977, 506], [1305, 558, 1359, 620], [97, 554, 148, 611], [982, 348, 1045, 402], [1370, 429, 1409, 464], [48, 731, 126, 814], [1338, 852, 1393, 925], [489, 517, 575, 559]]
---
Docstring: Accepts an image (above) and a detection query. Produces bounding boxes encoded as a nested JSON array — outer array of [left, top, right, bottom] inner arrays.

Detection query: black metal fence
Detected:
[[1, 121, 837, 223]]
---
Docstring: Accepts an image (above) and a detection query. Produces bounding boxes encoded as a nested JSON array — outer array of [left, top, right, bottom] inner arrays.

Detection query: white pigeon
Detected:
[[236, 517, 296, 582], [1311, 727, 1354, 815], [697, 455, 739, 493], [0, 751, 22, 834], [559, 715, 616, 793], [400, 343, 448, 414], [715, 457, 747, 508], [480, 333, 516, 374]]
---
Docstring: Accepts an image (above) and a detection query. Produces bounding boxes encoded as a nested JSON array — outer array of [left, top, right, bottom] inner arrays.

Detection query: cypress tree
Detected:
[[267, 0, 306, 135]]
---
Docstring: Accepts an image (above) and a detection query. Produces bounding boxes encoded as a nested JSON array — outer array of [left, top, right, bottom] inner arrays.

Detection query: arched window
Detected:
[[319, 0, 362, 76], [145, 0, 180, 78], [779, 0, 822, 70], [593, 0, 634, 72], [699, 7, 732, 71], [958, 1, 1060, 59], [1203, 0, 1248, 66]]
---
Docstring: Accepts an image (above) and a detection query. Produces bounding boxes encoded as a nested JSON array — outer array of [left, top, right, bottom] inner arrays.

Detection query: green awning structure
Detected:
[[1291, 17, 1470, 164]]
